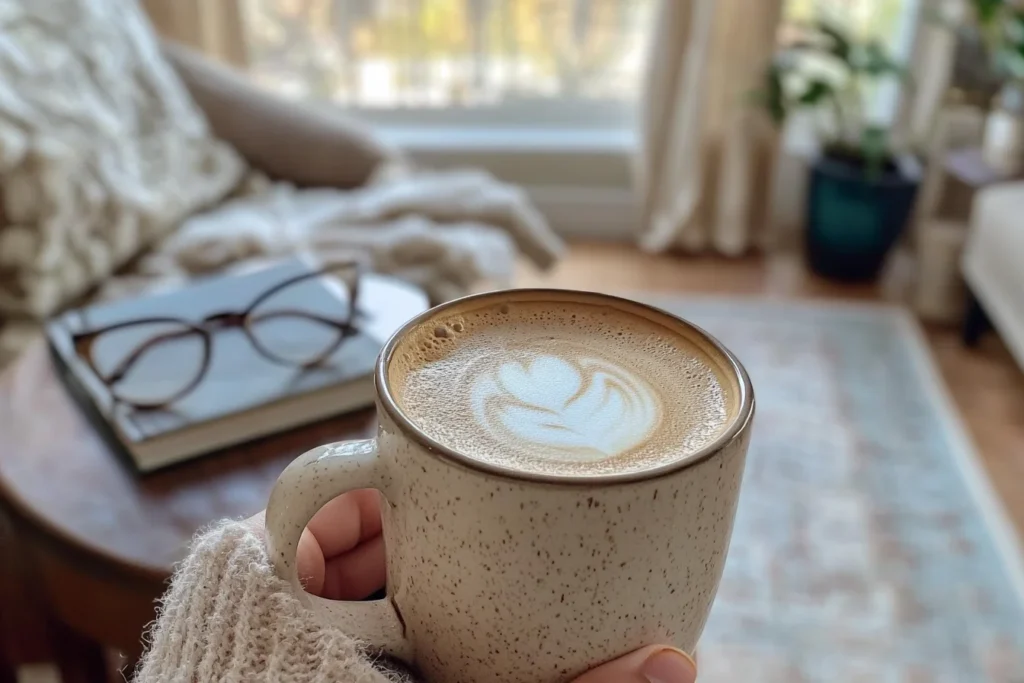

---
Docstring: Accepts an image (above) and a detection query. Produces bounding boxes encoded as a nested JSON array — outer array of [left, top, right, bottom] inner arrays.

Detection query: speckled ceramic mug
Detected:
[[266, 289, 754, 683]]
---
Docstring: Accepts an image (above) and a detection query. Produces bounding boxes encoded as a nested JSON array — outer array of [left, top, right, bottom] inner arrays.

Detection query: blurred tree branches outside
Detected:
[[241, 0, 917, 110], [243, 0, 654, 106]]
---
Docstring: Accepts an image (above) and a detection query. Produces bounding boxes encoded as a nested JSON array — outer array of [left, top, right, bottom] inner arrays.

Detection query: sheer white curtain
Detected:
[[635, 0, 784, 254], [898, 1, 958, 146]]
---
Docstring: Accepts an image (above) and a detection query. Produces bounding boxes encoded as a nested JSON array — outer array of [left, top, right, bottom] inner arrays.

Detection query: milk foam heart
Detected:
[[470, 354, 659, 461], [388, 298, 733, 477]]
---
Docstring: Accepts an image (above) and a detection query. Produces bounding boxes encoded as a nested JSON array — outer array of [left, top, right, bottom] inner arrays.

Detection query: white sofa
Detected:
[[962, 182, 1024, 369]]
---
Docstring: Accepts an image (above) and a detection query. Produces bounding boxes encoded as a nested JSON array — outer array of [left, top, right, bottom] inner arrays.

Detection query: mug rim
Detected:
[[375, 288, 755, 486]]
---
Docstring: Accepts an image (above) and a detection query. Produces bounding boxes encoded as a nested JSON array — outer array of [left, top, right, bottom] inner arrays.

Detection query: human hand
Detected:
[[246, 490, 697, 683]]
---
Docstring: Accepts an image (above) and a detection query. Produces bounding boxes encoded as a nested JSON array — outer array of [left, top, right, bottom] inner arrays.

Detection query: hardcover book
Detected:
[[46, 259, 428, 472]]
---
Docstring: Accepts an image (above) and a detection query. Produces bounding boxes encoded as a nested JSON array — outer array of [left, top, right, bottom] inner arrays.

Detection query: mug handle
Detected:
[[265, 439, 413, 662]]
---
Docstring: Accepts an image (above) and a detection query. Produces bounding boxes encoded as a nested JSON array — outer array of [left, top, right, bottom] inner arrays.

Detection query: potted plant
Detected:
[[756, 21, 920, 281]]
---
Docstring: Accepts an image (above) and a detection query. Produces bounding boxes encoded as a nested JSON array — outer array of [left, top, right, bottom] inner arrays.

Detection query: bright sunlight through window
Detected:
[[242, 0, 655, 112], [240, 0, 919, 129]]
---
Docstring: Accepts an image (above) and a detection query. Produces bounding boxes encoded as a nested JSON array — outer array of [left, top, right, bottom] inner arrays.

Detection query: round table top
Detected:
[[0, 339, 376, 582]]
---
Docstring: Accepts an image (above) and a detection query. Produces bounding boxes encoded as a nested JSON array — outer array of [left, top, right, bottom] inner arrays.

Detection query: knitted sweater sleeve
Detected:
[[135, 521, 411, 683]]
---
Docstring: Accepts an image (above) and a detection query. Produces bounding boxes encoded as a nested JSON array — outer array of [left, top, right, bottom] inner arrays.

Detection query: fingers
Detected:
[[306, 489, 383, 559], [571, 646, 696, 683], [245, 490, 385, 599], [321, 534, 387, 600]]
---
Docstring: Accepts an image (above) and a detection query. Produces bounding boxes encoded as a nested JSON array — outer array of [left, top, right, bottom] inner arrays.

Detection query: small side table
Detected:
[[0, 340, 378, 682], [914, 146, 1024, 323], [943, 146, 1024, 186]]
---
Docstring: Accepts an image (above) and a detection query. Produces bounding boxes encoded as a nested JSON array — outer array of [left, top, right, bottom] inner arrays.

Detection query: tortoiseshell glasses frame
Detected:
[[71, 262, 363, 410]]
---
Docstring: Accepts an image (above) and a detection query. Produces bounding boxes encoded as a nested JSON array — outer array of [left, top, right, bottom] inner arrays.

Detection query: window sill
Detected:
[[376, 126, 635, 155], [365, 115, 822, 243], [373, 125, 640, 240]]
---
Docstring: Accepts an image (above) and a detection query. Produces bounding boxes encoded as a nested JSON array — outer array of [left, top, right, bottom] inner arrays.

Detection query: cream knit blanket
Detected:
[[0, 166, 564, 369], [136, 521, 413, 683], [101, 165, 564, 306]]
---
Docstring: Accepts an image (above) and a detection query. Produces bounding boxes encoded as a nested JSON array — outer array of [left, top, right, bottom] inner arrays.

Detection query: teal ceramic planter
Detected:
[[806, 154, 919, 281]]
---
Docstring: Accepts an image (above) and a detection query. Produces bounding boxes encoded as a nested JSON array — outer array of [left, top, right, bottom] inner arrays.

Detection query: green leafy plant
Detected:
[[753, 20, 911, 181], [930, 0, 1024, 83], [973, 0, 1024, 81]]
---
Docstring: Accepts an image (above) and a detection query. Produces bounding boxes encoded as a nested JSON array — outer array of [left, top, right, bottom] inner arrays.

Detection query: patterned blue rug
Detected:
[[641, 297, 1024, 683]]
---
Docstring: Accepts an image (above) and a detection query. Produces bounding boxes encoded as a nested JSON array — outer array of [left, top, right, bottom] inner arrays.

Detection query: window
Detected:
[[784, 0, 920, 44], [781, 0, 923, 123], [236, 0, 922, 238], [241, 0, 656, 133], [240, 0, 921, 133]]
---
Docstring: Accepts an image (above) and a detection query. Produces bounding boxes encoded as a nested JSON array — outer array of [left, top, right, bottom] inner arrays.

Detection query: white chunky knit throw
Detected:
[[0, 0, 246, 317], [136, 521, 414, 683]]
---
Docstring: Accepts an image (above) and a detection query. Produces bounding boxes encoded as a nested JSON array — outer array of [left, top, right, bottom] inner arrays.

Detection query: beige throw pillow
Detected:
[[0, 0, 247, 317]]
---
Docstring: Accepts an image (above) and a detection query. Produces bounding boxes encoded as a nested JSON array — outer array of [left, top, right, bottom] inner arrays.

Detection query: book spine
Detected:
[[46, 342, 143, 474]]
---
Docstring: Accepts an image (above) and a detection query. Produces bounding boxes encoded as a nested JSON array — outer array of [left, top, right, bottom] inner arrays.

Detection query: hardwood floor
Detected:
[[515, 243, 1024, 538]]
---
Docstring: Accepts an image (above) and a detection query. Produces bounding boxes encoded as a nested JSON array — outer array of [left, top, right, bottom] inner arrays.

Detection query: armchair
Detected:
[[961, 183, 1024, 371]]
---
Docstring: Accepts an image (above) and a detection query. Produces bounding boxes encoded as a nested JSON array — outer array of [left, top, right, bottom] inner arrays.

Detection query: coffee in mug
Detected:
[[388, 298, 732, 477], [266, 289, 754, 683]]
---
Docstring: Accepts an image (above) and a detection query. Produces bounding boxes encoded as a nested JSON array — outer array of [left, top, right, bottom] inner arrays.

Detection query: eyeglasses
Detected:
[[72, 262, 364, 410]]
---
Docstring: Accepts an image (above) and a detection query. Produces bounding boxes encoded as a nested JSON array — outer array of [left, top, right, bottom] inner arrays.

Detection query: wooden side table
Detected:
[[0, 340, 378, 682]]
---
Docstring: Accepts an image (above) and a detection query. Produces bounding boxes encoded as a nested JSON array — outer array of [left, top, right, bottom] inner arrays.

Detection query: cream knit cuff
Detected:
[[135, 521, 412, 683]]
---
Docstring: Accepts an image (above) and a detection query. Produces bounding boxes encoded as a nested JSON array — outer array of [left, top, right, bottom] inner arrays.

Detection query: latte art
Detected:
[[470, 353, 661, 461], [388, 297, 734, 477]]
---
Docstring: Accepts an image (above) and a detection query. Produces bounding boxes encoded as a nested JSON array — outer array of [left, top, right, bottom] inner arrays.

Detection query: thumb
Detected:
[[572, 646, 697, 683]]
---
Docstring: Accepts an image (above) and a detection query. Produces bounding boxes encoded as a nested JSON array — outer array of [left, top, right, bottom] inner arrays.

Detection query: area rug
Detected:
[[641, 297, 1024, 683]]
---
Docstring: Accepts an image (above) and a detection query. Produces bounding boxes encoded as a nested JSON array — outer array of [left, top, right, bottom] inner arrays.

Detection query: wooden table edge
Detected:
[[0, 486, 168, 587]]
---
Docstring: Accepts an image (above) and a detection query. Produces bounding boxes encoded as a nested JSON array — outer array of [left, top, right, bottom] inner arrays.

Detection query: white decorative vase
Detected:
[[983, 83, 1024, 174]]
